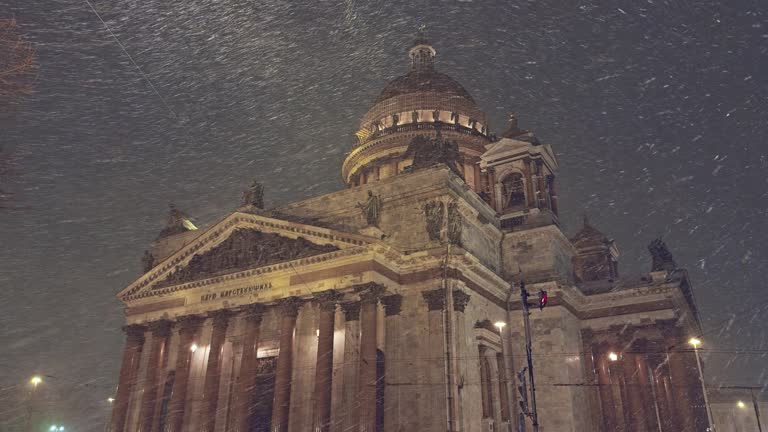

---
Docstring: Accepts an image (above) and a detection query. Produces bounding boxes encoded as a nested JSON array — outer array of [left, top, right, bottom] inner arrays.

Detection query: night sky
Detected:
[[2, 0, 767, 429]]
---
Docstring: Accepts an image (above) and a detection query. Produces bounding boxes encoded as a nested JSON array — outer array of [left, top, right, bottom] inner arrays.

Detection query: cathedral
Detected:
[[109, 32, 710, 432]]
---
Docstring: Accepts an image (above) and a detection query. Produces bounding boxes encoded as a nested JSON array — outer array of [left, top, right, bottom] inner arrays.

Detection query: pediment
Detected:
[[480, 138, 558, 171], [119, 211, 372, 301], [157, 229, 339, 287]]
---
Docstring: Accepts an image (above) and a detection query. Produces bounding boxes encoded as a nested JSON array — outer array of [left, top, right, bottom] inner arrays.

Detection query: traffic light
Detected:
[[537, 290, 548, 310]]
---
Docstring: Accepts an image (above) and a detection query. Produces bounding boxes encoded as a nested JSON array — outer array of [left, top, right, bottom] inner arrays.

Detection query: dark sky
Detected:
[[2, 0, 767, 429]]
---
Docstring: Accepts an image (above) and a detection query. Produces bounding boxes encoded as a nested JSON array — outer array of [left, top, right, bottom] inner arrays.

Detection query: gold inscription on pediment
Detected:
[[200, 282, 274, 302]]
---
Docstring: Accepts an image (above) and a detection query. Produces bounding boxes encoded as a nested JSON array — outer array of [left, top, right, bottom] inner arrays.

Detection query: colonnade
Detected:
[[108, 283, 404, 432], [590, 335, 709, 432]]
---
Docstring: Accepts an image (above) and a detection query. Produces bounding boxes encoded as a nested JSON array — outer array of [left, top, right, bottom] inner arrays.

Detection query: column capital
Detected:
[[176, 315, 205, 334], [122, 324, 147, 341], [208, 310, 234, 332], [452, 289, 470, 312], [354, 282, 386, 304], [241, 303, 267, 322], [276, 296, 303, 317], [314, 290, 344, 311], [148, 320, 172, 337], [422, 288, 446, 311], [381, 294, 403, 316], [341, 301, 361, 321], [657, 319, 685, 342]]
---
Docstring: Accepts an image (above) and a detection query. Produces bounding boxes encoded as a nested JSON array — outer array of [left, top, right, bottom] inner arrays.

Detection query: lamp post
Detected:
[[495, 321, 513, 428], [722, 386, 763, 432], [689, 338, 715, 430], [520, 283, 540, 432], [28, 376, 43, 432]]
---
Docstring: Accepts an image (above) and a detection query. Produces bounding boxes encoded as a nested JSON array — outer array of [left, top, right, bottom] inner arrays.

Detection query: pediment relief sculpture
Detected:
[[156, 228, 339, 287]]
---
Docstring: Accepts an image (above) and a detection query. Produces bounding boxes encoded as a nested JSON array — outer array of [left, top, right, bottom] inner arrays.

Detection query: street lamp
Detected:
[[737, 401, 746, 409], [608, 352, 619, 362], [688, 337, 715, 430], [190, 343, 198, 352], [493, 320, 513, 425], [30, 376, 42, 387]]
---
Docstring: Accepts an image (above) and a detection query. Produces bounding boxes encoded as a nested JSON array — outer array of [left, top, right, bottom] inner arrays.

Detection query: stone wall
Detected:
[[278, 166, 502, 272], [501, 225, 575, 282]]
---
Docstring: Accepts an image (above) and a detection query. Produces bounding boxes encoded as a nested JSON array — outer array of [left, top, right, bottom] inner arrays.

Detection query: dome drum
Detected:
[[345, 33, 492, 189], [343, 126, 489, 183], [361, 90, 486, 128], [354, 112, 489, 150]]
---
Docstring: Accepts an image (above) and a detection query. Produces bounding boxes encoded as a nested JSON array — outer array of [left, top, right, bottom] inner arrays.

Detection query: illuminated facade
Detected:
[[109, 33, 709, 432]]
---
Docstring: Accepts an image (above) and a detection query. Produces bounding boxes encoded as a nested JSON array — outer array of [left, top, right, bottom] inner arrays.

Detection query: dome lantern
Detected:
[[408, 26, 436, 73]]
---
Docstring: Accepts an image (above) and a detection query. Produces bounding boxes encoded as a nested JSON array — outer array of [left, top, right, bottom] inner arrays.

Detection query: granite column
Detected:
[[622, 353, 649, 432], [340, 301, 361, 432], [422, 288, 448, 432], [381, 294, 403, 431], [596, 354, 618, 432], [165, 315, 204, 432], [312, 291, 342, 432], [202, 310, 232, 432], [109, 324, 146, 432], [138, 320, 171, 432], [358, 283, 385, 432], [271, 297, 302, 432], [232, 304, 265, 432]]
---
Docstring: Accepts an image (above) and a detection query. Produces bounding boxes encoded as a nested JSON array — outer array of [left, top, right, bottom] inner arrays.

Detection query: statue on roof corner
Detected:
[[357, 191, 382, 227], [156, 203, 196, 239], [648, 237, 677, 272], [141, 250, 155, 273], [242, 180, 265, 209]]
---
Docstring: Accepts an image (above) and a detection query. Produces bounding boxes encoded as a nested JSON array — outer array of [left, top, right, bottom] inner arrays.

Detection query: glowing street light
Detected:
[[494, 321, 507, 330], [608, 352, 619, 362], [689, 337, 702, 348], [190, 343, 198, 353], [108, 397, 115, 403], [30, 376, 42, 387], [737, 400, 746, 409]]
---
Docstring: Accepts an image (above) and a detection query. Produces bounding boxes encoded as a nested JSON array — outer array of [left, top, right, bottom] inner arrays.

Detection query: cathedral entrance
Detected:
[[248, 356, 277, 432]]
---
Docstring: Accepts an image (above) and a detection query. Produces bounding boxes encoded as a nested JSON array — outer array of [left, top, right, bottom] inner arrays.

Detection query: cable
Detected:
[[82, 0, 179, 121]]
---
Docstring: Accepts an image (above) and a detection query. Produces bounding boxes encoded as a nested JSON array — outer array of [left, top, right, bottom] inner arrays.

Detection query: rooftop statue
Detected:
[[242, 180, 265, 209], [357, 190, 382, 227], [648, 237, 677, 272], [404, 132, 464, 178]]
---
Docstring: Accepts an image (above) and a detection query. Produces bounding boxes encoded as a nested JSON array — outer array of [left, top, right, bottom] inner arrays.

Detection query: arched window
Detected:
[[501, 173, 526, 209], [479, 347, 494, 418]]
